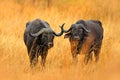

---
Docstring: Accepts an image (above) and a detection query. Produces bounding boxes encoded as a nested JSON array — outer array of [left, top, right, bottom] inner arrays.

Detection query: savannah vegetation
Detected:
[[0, 0, 120, 80]]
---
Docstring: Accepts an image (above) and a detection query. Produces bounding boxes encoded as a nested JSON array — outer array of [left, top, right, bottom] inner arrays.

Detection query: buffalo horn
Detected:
[[53, 23, 65, 36], [30, 28, 52, 37]]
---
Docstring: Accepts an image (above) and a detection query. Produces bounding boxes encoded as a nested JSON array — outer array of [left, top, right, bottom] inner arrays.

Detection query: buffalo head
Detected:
[[63, 23, 90, 41], [30, 23, 65, 48]]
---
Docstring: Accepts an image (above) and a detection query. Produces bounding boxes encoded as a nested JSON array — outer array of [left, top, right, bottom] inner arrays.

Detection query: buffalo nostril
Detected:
[[48, 42, 53, 47], [73, 36, 80, 40]]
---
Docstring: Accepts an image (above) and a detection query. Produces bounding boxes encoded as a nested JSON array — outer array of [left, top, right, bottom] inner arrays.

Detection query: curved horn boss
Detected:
[[30, 27, 52, 37], [76, 24, 90, 33], [62, 23, 90, 33], [30, 23, 65, 37]]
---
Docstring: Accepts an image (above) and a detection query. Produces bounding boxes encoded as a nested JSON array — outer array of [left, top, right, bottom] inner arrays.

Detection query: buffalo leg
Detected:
[[72, 52, 78, 63], [70, 41, 79, 64], [29, 49, 39, 68], [29, 38, 39, 68], [41, 50, 48, 67], [71, 47, 78, 64], [94, 46, 101, 62], [90, 53, 93, 61], [84, 48, 93, 65], [94, 41, 102, 62]]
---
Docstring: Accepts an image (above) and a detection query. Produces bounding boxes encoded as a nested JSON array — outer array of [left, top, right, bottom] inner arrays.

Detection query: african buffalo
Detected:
[[62, 20, 103, 64], [24, 19, 65, 68]]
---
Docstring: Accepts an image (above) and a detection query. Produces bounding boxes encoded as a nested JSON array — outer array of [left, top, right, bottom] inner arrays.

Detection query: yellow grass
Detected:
[[0, 0, 120, 80]]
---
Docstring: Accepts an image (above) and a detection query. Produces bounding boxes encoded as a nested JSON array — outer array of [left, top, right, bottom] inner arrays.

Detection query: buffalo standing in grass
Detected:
[[24, 19, 65, 67], [62, 20, 103, 64]]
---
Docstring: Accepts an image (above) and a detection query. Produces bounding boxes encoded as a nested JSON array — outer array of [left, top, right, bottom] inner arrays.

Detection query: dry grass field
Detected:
[[0, 0, 120, 80]]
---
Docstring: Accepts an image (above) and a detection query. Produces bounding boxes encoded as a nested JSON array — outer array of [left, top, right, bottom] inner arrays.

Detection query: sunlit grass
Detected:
[[0, 0, 120, 80]]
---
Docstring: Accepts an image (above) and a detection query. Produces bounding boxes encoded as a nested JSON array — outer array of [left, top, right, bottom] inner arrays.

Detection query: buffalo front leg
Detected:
[[72, 52, 78, 62], [41, 50, 48, 67], [84, 47, 93, 65], [94, 41, 102, 62], [29, 38, 39, 68], [71, 48, 78, 64], [70, 40, 79, 64], [94, 46, 101, 62], [29, 49, 39, 68]]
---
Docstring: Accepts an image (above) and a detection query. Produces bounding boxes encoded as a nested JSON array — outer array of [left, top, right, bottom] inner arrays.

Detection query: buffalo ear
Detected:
[[26, 22, 30, 28], [64, 33, 71, 38]]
